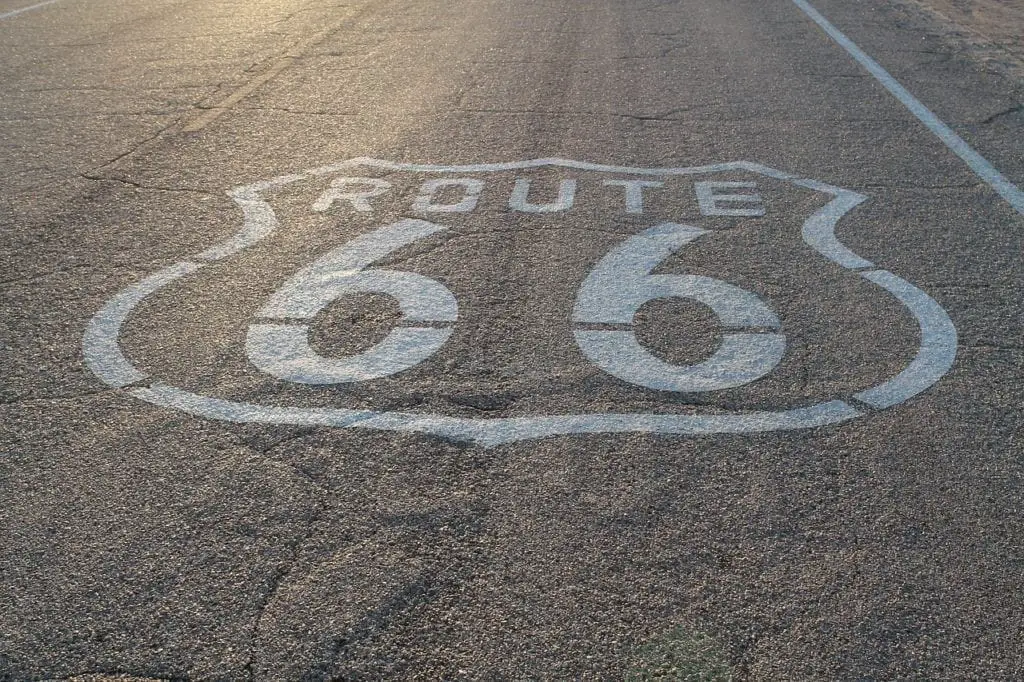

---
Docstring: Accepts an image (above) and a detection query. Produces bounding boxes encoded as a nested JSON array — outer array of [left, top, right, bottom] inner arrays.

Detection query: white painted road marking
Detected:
[[792, 0, 1024, 216], [413, 179, 486, 213], [309, 175, 768, 216], [83, 261, 202, 388], [314, 177, 393, 213], [603, 179, 664, 214], [853, 269, 958, 409], [130, 383, 864, 448], [796, 179, 872, 269], [573, 222, 786, 392], [0, 0, 60, 21], [509, 178, 577, 213], [197, 175, 303, 261], [83, 158, 959, 445], [694, 182, 765, 217], [247, 218, 458, 384]]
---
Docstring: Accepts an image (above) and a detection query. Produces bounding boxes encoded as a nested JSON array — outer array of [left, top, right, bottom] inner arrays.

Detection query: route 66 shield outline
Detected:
[[83, 158, 957, 446]]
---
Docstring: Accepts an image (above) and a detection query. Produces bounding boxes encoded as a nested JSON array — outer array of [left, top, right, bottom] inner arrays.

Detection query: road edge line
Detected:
[[791, 0, 1024, 216], [0, 0, 60, 21]]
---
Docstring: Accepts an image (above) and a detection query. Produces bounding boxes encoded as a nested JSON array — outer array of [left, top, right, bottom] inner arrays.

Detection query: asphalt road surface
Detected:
[[1, 0, 1022, 679]]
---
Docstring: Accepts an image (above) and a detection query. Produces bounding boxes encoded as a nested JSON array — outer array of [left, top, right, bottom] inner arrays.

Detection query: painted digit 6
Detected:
[[246, 218, 456, 384], [572, 222, 785, 392]]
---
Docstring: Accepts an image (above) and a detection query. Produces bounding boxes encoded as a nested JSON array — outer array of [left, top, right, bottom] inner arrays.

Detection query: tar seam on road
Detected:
[[0, 0, 60, 21], [182, 17, 354, 132], [791, 0, 1024, 216], [183, 57, 295, 132]]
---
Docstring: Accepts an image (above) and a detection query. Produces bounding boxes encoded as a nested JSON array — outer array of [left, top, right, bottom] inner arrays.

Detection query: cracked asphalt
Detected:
[[1, 0, 1022, 679]]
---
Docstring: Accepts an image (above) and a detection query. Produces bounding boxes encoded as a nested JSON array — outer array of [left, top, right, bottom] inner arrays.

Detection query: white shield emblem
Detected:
[[84, 158, 957, 446]]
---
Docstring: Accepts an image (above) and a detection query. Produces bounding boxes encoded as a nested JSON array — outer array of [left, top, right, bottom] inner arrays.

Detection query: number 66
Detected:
[[246, 220, 785, 391]]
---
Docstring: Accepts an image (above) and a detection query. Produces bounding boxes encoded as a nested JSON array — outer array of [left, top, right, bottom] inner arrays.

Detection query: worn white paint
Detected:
[[603, 179, 664, 214], [198, 176, 303, 261], [575, 330, 787, 392], [247, 218, 457, 384], [247, 324, 453, 385], [133, 382, 863, 448], [694, 181, 765, 217], [309, 158, 745, 177], [573, 222, 785, 391], [853, 269, 958, 408], [313, 177, 392, 213], [82, 158, 959, 446], [83, 262, 202, 388], [796, 180, 872, 270], [509, 178, 577, 213], [183, 57, 296, 133], [412, 178, 485, 213]]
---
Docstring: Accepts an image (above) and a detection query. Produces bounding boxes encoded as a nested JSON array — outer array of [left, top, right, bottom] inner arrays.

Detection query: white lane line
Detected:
[[791, 0, 1024, 216], [0, 0, 60, 21]]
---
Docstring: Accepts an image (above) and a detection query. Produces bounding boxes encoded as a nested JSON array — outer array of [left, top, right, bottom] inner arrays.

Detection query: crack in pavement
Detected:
[[0, 388, 126, 409], [974, 103, 1023, 125], [320, 509, 493, 678], [81, 125, 178, 178], [241, 450, 329, 682], [77, 174, 221, 198], [222, 426, 338, 681]]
